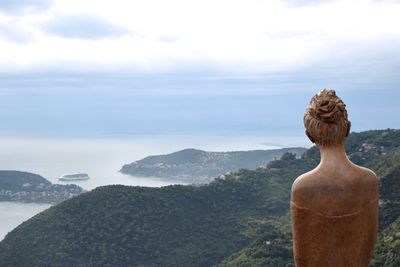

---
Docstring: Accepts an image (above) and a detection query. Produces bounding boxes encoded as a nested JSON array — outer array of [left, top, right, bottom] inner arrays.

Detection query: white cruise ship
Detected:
[[58, 173, 90, 181]]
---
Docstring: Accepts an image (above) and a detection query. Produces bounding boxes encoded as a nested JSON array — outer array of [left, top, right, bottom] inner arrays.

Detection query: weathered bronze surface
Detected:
[[291, 89, 379, 267]]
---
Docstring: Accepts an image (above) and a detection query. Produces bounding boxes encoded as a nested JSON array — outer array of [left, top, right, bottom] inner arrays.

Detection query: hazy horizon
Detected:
[[0, 0, 399, 138], [0, 73, 398, 140]]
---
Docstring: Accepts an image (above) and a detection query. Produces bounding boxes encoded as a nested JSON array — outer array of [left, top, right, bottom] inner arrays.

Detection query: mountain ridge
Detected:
[[1, 129, 400, 266]]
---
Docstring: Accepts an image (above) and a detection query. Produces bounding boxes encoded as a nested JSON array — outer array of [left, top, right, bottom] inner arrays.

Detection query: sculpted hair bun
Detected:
[[304, 89, 350, 146], [312, 90, 346, 123]]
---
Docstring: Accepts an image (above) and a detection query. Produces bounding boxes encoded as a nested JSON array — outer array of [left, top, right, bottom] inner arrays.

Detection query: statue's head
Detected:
[[304, 89, 351, 146]]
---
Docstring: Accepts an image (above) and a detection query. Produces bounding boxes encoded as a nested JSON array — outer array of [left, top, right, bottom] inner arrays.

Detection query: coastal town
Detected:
[[0, 171, 84, 204]]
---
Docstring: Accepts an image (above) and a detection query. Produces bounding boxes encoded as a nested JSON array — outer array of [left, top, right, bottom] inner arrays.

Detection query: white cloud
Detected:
[[41, 14, 129, 40], [0, 21, 33, 43], [281, 0, 334, 8], [0, 0, 51, 15], [158, 35, 179, 43], [0, 0, 398, 74]]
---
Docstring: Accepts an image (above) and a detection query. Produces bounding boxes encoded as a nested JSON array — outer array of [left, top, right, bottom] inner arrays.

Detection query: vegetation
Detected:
[[0, 171, 84, 204], [0, 170, 300, 266], [0, 129, 400, 266], [372, 217, 400, 266], [219, 129, 400, 267], [0, 171, 51, 189]]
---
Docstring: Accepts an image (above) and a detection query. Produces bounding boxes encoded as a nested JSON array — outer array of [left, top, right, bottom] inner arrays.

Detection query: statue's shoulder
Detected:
[[291, 165, 379, 215], [292, 164, 378, 196], [351, 164, 379, 187], [291, 170, 319, 205], [291, 170, 317, 194]]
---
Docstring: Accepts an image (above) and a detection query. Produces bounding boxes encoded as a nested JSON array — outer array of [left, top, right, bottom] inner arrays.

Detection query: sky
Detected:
[[0, 0, 399, 139]]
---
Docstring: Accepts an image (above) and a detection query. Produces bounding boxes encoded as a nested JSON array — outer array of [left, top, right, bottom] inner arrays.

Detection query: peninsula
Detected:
[[120, 147, 307, 183], [0, 171, 84, 204]]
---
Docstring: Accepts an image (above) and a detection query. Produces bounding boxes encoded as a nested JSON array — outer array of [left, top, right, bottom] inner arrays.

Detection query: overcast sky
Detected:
[[0, 0, 399, 139], [0, 0, 399, 75]]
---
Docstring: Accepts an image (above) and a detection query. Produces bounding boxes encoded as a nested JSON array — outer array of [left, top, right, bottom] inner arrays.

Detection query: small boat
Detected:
[[59, 173, 90, 181]]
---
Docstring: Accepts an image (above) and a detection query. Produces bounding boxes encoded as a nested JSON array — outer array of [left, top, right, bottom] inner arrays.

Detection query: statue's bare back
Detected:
[[291, 90, 379, 267]]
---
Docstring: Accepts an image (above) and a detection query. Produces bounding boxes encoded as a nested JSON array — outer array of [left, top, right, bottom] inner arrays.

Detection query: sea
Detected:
[[0, 134, 308, 240]]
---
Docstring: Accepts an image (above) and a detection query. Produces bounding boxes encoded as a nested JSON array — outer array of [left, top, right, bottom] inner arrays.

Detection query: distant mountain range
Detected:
[[1, 129, 400, 266], [0, 171, 84, 204], [120, 147, 307, 183]]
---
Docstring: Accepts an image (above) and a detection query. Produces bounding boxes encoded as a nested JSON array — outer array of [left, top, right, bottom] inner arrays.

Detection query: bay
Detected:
[[0, 202, 51, 240], [0, 135, 308, 190], [0, 134, 308, 241]]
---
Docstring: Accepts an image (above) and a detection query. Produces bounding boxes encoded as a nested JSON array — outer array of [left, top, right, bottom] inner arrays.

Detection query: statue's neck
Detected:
[[318, 143, 351, 168]]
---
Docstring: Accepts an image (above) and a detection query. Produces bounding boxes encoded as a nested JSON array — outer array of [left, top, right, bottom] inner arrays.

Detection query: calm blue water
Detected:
[[0, 134, 309, 240], [0, 202, 51, 241], [0, 135, 308, 189]]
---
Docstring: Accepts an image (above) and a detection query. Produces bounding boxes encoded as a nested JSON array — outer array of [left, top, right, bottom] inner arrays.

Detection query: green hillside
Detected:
[[0, 168, 304, 266], [0, 129, 399, 266], [218, 129, 400, 267], [0, 152, 312, 266]]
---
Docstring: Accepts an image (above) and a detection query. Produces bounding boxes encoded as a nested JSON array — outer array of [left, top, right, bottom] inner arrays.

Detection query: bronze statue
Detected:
[[291, 89, 379, 267]]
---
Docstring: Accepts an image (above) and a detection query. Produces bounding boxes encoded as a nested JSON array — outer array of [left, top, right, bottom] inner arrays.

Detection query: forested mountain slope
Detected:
[[0, 129, 399, 266]]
